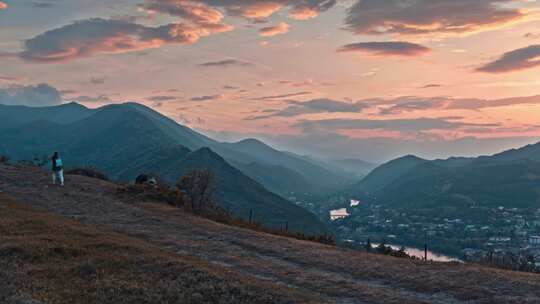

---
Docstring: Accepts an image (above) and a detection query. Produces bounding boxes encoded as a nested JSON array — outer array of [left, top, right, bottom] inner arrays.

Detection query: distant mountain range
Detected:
[[0, 102, 344, 234], [353, 142, 540, 211], [327, 158, 379, 178]]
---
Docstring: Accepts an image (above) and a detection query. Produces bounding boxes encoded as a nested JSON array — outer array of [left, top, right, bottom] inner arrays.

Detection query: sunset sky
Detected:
[[2, 0, 540, 162]]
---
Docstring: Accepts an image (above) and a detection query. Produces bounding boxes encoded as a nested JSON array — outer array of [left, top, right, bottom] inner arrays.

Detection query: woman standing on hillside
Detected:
[[51, 152, 64, 186]]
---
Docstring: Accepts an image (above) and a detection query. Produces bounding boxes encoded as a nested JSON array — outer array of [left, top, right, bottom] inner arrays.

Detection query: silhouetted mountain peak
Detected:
[[96, 103, 136, 113], [235, 138, 276, 150], [0, 102, 93, 129], [61, 101, 88, 109], [237, 138, 263, 145], [357, 154, 428, 193], [190, 147, 225, 161], [395, 154, 425, 162]]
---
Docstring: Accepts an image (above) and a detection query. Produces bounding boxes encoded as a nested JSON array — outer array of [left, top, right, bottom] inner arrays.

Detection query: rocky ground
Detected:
[[1, 164, 540, 304]]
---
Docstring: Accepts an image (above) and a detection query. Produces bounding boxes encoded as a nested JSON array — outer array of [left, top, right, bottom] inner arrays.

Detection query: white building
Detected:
[[330, 208, 350, 221], [489, 236, 511, 243], [350, 199, 361, 207]]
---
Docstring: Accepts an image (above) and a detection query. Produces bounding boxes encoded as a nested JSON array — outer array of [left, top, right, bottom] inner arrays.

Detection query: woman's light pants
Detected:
[[53, 170, 64, 186]]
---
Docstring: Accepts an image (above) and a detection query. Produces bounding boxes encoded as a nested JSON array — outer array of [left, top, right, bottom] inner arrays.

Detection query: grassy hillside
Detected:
[[0, 195, 309, 304], [2, 164, 540, 303]]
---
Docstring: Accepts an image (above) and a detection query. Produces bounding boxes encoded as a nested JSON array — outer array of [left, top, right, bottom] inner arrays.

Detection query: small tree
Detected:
[[177, 169, 216, 214]]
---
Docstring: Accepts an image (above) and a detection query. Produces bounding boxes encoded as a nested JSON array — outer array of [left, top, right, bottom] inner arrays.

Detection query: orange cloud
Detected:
[[0, 1, 6, 10], [141, 0, 225, 24], [20, 18, 232, 63], [289, 7, 319, 20], [228, 2, 282, 19], [259, 22, 290, 37], [337, 41, 431, 57], [143, 0, 335, 21]]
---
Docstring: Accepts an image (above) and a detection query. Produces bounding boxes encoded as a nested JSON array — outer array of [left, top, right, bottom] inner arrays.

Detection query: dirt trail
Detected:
[[2, 164, 540, 304]]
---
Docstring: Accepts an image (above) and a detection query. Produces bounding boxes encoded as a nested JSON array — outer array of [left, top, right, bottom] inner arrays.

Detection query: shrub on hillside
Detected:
[[32, 155, 49, 167], [117, 174, 185, 208], [177, 169, 216, 214], [117, 168, 335, 246], [0, 155, 9, 164], [14, 155, 52, 168], [66, 167, 109, 181]]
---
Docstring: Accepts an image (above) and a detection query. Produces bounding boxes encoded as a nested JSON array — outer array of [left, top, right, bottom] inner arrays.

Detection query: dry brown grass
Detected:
[[116, 184, 335, 245], [65, 167, 109, 181], [3, 164, 540, 303], [0, 195, 314, 304]]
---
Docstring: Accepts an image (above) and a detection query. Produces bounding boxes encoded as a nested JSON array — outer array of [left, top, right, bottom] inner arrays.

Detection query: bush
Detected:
[[117, 182, 185, 208], [177, 169, 216, 214], [15, 155, 49, 167], [0, 155, 9, 164], [117, 169, 335, 246], [66, 167, 109, 181]]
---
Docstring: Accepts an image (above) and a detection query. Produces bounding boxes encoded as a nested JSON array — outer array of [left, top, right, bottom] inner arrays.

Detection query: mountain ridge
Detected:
[[0, 102, 327, 234], [0, 102, 353, 196], [353, 141, 540, 209]]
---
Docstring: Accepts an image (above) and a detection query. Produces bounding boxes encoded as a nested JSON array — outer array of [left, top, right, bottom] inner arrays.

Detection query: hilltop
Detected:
[[0, 102, 353, 196], [352, 141, 540, 210], [1, 164, 540, 303]]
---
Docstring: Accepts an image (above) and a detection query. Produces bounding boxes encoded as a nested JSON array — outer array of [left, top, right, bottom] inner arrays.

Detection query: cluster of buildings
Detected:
[[329, 200, 540, 269]]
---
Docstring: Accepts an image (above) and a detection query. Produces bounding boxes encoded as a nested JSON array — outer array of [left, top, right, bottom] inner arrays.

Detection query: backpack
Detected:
[[54, 158, 63, 170]]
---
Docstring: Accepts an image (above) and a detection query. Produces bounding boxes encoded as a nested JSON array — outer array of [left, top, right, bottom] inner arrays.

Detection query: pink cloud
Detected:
[[140, 0, 225, 24], [77, 0, 334, 55], [142, 0, 335, 21], [19, 18, 232, 63], [289, 7, 319, 20], [227, 2, 282, 19], [345, 0, 526, 36], [337, 41, 431, 57], [0, 1, 7, 10], [259, 22, 290, 37], [0, 75, 24, 82], [476, 45, 540, 73]]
